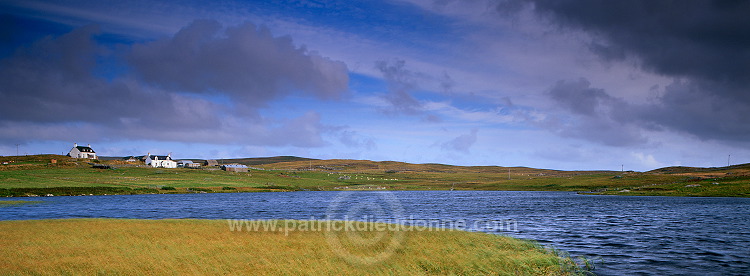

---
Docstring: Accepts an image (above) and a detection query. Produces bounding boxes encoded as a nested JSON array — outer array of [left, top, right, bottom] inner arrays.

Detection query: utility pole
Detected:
[[508, 168, 511, 180], [728, 155, 731, 167], [16, 144, 20, 156]]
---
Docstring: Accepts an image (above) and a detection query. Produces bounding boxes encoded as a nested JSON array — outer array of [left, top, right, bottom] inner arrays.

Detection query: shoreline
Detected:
[[2, 155, 748, 198], [0, 218, 589, 275], [2, 186, 749, 198]]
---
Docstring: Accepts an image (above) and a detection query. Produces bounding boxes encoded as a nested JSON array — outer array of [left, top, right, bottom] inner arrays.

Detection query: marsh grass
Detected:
[[0, 219, 586, 275], [0, 200, 42, 206]]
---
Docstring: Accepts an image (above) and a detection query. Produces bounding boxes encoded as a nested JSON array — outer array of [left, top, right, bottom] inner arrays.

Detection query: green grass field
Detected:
[[1, 155, 748, 197], [0, 219, 587, 275]]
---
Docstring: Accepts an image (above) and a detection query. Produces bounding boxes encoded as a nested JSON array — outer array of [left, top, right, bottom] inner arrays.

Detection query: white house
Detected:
[[67, 143, 97, 159], [145, 153, 177, 168]]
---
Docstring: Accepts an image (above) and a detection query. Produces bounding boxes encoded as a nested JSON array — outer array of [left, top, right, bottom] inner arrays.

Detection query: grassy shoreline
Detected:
[[0, 219, 588, 275], [0, 200, 43, 206], [2, 154, 748, 197]]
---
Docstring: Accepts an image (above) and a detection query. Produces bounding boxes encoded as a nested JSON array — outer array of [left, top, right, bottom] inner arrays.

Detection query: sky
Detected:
[[1, 0, 749, 171]]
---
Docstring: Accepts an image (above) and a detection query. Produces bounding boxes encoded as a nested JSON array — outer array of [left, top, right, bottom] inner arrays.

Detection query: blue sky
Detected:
[[1, 0, 749, 171]]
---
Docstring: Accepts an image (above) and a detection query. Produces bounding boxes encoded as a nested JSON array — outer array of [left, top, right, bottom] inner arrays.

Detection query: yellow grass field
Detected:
[[0, 219, 584, 275]]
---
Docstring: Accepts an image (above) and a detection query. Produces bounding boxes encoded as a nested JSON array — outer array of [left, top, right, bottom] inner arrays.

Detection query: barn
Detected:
[[222, 164, 248, 172]]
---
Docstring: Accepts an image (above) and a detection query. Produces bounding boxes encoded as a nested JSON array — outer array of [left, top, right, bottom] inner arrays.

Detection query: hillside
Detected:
[[1, 155, 748, 197], [215, 156, 318, 166]]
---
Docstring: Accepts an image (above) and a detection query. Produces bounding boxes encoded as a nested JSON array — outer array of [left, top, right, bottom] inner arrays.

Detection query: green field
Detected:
[[1, 155, 749, 197], [0, 219, 588, 275], [0, 200, 42, 206]]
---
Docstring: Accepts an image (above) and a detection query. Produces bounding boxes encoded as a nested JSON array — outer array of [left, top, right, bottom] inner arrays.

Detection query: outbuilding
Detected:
[[178, 160, 201, 168], [222, 164, 248, 172]]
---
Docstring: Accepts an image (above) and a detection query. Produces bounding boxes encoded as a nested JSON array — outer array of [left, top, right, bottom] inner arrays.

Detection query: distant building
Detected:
[[177, 160, 201, 168], [67, 143, 97, 159], [145, 153, 177, 168], [123, 156, 138, 162], [204, 160, 219, 166], [222, 164, 248, 172]]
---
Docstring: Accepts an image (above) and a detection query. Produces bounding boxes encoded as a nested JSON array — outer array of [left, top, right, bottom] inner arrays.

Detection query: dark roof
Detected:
[[148, 155, 171, 160], [75, 146, 95, 153]]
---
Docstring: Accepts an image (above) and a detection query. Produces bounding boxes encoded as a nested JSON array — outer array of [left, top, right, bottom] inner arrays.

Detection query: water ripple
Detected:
[[1, 191, 749, 275]]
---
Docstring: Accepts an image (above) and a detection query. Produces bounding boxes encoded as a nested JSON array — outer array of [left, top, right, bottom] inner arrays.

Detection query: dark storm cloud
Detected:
[[128, 19, 348, 107], [540, 79, 648, 147], [501, 0, 750, 143], [0, 20, 350, 146], [548, 78, 618, 117], [542, 78, 750, 146], [524, 0, 750, 85], [0, 25, 199, 127], [639, 80, 750, 141]]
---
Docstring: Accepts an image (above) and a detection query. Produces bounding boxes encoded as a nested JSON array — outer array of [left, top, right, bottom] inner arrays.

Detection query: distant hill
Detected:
[[215, 156, 318, 166], [2, 154, 748, 197], [648, 163, 750, 177], [251, 158, 611, 176], [14, 154, 750, 176]]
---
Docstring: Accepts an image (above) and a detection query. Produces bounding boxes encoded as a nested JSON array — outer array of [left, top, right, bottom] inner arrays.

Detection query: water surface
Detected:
[[2, 191, 748, 275]]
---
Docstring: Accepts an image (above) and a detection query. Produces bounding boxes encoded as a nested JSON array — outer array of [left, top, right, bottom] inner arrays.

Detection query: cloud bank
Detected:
[[494, 0, 750, 145], [129, 19, 348, 108], [0, 20, 349, 146]]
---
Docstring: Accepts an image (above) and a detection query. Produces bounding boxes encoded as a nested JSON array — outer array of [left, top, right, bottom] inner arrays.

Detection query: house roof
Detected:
[[148, 155, 171, 160], [75, 146, 95, 153]]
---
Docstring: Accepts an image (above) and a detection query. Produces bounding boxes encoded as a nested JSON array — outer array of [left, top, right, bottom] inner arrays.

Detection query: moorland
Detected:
[[1, 154, 748, 197]]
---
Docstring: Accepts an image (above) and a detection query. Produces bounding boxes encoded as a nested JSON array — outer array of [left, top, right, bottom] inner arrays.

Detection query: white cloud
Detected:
[[631, 152, 663, 170]]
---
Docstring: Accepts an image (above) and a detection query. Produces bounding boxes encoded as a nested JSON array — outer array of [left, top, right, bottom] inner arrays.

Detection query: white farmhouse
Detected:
[[145, 153, 177, 168], [67, 143, 97, 159]]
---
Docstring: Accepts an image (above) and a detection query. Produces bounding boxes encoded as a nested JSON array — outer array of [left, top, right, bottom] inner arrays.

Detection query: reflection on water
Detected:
[[1, 191, 749, 275]]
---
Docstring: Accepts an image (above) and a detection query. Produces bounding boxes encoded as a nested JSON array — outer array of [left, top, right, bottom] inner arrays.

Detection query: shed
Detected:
[[204, 160, 219, 166], [123, 156, 138, 162], [222, 164, 248, 172], [178, 160, 201, 168]]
